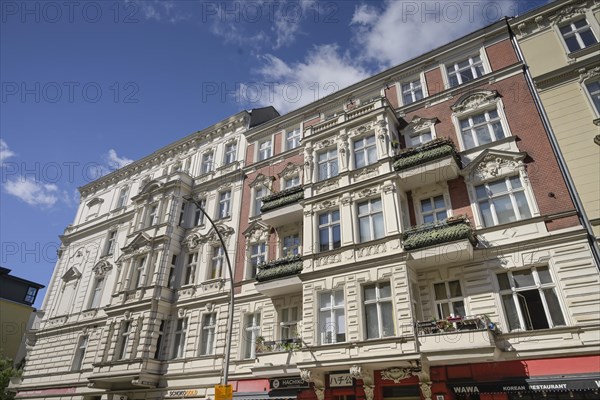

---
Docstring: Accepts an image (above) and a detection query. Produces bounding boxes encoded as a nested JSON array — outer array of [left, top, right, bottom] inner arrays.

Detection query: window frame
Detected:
[[104, 230, 117, 256], [432, 280, 466, 320], [253, 185, 267, 217], [583, 79, 600, 118], [279, 306, 299, 340], [88, 276, 105, 309], [116, 186, 129, 209], [257, 138, 273, 161], [285, 128, 302, 151], [282, 233, 301, 257], [458, 108, 507, 150], [318, 209, 341, 252], [184, 252, 198, 285], [357, 197, 384, 243], [416, 193, 450, 225], [248, 242, 266, 279], [193, 198, 206, 227], [131, 256, 146, 289], [243, 312, 261, 359], [557, 17, 598, 53], [474, 175, 533, 228], [208, 246, 225, 280], [71, 335, 89, 371], [23, 286, 38, 304], [353, 134, 378, 169], [201, 151, 215, 174], [445, 53, 487, 88], [217, 191, 232, 219], [363, 281, 395, 339], [223, 142, 237, 165], [283, 175, 301, 189], [171, 317, 188, 359], [200, 313, 217, 356], [316, 147, 339, 181], [318, 289, 346, 345], [154, 320, 165, 360], [116, 320, 131, 360], [400, 77, 425, 106]]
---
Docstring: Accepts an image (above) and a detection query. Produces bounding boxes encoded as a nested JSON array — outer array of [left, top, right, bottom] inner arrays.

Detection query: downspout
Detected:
[[504, 17, 600, 268]]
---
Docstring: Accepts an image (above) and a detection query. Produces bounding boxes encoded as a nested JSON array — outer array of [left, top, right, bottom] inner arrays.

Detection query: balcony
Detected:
[[416, 315, 499, 359], [255, 255, 303, 297], [308, 97, 388, 135], [251, 338, 303, 377], [393, 138, 461, 190], [260, 186, 304, 227], [89, 358, 161, 390], [403, 216, 477, 267]]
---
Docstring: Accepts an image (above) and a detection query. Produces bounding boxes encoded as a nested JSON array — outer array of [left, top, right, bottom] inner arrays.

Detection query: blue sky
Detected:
[[1, 0, 549, 307]]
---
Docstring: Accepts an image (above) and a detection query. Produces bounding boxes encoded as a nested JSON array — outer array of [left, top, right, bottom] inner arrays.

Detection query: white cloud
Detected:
[[272, 0, 316, 49], [4, 178, 59, 207], [0, 139, 15, 164], [243, 44, 370, 113], [106, 149, 133, 170]]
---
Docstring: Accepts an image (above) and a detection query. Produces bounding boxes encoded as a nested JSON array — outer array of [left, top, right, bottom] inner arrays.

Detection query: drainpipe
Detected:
[[504, 17, 600, 268]]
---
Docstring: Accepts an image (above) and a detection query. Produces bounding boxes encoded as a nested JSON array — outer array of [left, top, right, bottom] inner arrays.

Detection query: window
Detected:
[[433, 280, 465, 319], [249, 242, 266, 279], [319, 211, 341, 251], [258, 139, 272, 161], [286, 129, 301, 150], [167, 254, 177, 289], [420, 195, 448, 224], [172, 318, 188, 359], [317, 149, 338, 181], [88, 277, 104, 309], [24, 286, 38, 304], [194, 198, 206, 226], [497, 266, 566, 331], [282, 234, 300, 257], [116, 187, 128, 208], [559, 18, 597, 52], [585, 80, 600, 113], [72, 335, 88, 371], [354, 135, 377, 168], [357, 198, 384, 242], [178, 202, 186, 226], [254, 186, 267, 216], [364, 282, 394, 339], [243, 313, 261, 359], [224, 142, 237, 165], [475, 176, 532, 227], [447, 55, 485, 87], [116, 321, 131, 360], [146, 204, 159, 227], [218, 191, 231, 219], [200, 313, 216, 355], [459, 109, 506, 150], [406, 129, 433, 147], [131, 257, 145, 289], [284, 175, 300, 189], [154, 320, 165, 359], [402, 79, 423, 105], [104, 230, 117, 256], [185, 253, 198, 285], [201, 152, 214, 174], [209, 246, 225, 280], [280, 307, 299, 340], [319, 290, 345, 344]]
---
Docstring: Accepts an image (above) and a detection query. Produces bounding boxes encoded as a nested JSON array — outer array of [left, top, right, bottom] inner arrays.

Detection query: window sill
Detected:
[[567, 43, 600, 59]]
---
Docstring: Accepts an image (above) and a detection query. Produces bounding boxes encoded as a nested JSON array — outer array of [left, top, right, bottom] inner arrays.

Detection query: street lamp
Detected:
[[191, 198, 235, 385]]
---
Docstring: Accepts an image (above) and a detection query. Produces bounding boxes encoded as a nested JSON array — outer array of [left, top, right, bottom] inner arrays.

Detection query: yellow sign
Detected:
[[214, 385, 233, 400]]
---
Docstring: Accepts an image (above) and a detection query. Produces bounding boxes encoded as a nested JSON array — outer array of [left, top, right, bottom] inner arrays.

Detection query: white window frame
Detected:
[[208, 246, 225, 280], [282, 233, 300, 257], [253, 186, 267, 217], [217, 191, 232, 219], [474, 175, 533, 228], [285, 128, 301, 151], [497, 266, 567, 332], [88, 276, 104, 309], [116, 186, 128, 209], [201, 151, 214, 174], [458, 108, 507, 150], [357, 198, 384, 243], [400, 77, 425, 106], [144, 203, 159, 228], [318, 210, 341, 252], [363, 281, 395, 339], [223, 142, 237, 165], [442, 48, 490, 89], [279, 306, 299, 340], [103, 230, 117, 256], [318, 289, 346, 345], [583, 78, 600, 117], [257, 138, 273, 161], [248, 242, 266, 279], [316, 148, 339, 181], [402, 116, 437, 148], [433, 280, 466, 319], [353, 134, 377, 169], [71, 335, 88, 371], [417, 194, 449, 225], [154, 320, 165, 359], [116, 321, 131, 360], [283, 175, 300, 189], [184, 252, 198, 285], [171, 318, 188, 359], [557, 16, 598, 53], [445, 54, 486, 88], [193, 198, 206, 227], [200, 313, 217, 356], [131, 256, 146, 289], [243, 312, 261, 359], [167, 254, 178, 289]]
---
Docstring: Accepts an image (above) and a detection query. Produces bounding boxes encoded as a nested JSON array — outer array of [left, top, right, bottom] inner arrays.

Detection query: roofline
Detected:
[[0, 267, 45, 288]]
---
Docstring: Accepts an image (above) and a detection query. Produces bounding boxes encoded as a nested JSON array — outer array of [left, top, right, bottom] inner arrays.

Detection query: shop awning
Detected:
[[450, 375, 600, 394]]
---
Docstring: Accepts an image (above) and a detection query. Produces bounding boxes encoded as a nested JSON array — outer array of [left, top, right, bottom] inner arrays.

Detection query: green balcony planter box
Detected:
[[261, 186, 304, 213], [393, 137, 461, 171], [402, 216, 477, 251], [256, 255, 303, 282]]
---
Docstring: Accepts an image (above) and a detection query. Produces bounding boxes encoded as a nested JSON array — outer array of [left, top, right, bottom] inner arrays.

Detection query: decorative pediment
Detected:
[[451, 90, 499, 113], [203, 224, 235, 243], [121, 233, 152, 254], [61, 266, 81, 282], [348, 121, 374, 137], [548, 1, 589, 25], [183, 232, 202, 250], [92, 260, 113, 276], [86, 197, 104, 208], [139, 180, 162, 195], [249, 173, 275, 188], [380, 367, 415, 383], [278, 162, 303, 180], [462, 149, 527, 182], [243, 220, 270, 242], [404, 116, 438, 133]]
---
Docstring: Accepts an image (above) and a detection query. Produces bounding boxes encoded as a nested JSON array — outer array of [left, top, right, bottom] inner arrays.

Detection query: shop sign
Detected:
[[270, 377, 309, 389], [215, 384, 233, 400], [451, 378, 600, 394], [329, 373, 353, 387], [166, 389, 200, 398], [16, 387, 77, 397]]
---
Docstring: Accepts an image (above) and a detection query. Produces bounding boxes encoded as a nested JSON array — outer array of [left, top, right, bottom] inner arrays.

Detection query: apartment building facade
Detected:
[[11, 3, 600, 400]]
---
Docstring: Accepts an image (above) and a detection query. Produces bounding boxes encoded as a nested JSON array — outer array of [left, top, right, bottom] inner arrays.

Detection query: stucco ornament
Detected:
[[420, 382, 432, 400], [380, 367, 413, 383]]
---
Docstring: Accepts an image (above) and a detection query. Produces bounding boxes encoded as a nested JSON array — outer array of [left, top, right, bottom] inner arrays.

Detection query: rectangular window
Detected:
[[407, 130, 433, 147], [172, 318, 188, 359], [475, 176, 532, 227], [218, 191, 231, 219], [116, 187, 128, 208], [154, 320, 165, 359], [194, 198, 206, 226], [420, 195, 447, 224], [364, 282, 394, 339], [201, 152, 214, 174], [185, 253, 198, 285], [317, 149, 338, 181], [460, 109, 506, 150], [280, 307, 299, 340], [131, 257, 145, 289], [224, 142, 237, 165], [354, 135, 377, 168], [146, 204, 159, 227], [178, 202, 186, 226], [358, 198, 384, 242], [72, 335, 88, 371], [258, 139, 272, 161], [282, 234, 300, 257], [249, 242, 266, 279], [497, 266, 565, 331], [319, 210, 341, 251], [319, 290, 345, 344], [200, 313, 217, 355], [254, 186, 266, 216], [286, 129, 301, 150], [116, 321, 131, 360], [209, 246, 224, 280], [559, 18, 598, 52], [88, 277, 104, 309], [104, 230, 117, 256], [447, 55, 485, 87], [244, 313, 261, 359], [433, 280, 466, 319], [24, 287, 38, 304], [284, 175, 300, 189], [586, 80, 600, 113], [168, 254, 177, 289], [402, 79, 424, 105]]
